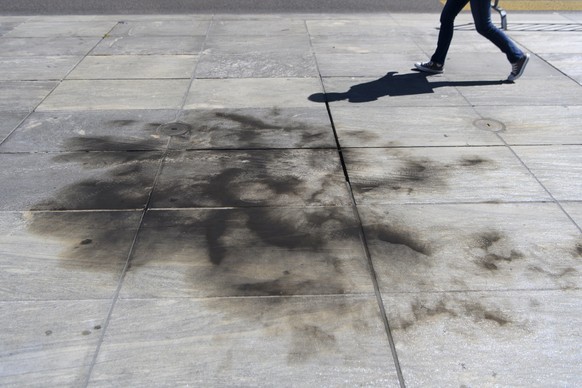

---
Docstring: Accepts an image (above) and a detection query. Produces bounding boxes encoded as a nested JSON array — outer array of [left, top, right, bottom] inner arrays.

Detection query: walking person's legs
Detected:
[[470, 0, 529, 80], [415, 0, 468, 73], [415, 0, 529, 80]]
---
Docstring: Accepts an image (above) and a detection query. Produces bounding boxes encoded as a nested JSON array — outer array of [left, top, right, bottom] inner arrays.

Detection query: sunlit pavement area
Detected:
[[0, 11, 581, 387]]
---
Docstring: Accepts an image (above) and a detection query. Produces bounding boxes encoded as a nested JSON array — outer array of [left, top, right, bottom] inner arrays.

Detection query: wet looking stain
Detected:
[[395, 298, 514, 331], [472, 231, 524, 272]]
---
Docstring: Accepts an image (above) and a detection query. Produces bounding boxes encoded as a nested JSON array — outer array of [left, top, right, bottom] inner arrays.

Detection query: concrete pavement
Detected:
[[0, 11, 581, 387]]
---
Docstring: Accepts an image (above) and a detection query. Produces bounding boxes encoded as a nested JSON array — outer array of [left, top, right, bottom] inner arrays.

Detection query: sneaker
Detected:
[[507, 53, 530, 81], [414, 61, 444, 74]]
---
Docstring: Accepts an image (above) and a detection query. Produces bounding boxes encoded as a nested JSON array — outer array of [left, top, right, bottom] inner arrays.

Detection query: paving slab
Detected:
[[361, 203, 581, 293], [0, 151, 163, 211], [108, 20, 210, 36], [0, 37, 101, 56], [149, 149, 351, 208], [0, 300, 107, 387], [0, 22, 22, 36], [184, 78, 323, 109], [208, 19, 307, 35], [120, 207, 372, 298], [316, 53, 420, 77], [0, 211, 140, 300], [456, 77, 582, 106], [310, 34, 421, 54], [91, 35, 205, 55], [88, 296, 399, 387], [539, 52, 582, 85], [4, 20, 117, 38], [0, 111, 28, 143], [67, 55, 197, 79], [562, 202, 582, 230], [383, 290, 582, 387], [343, 147, 550, 204], [0, 81, 57, 111], [331, 106, 502, 147], [305, 18, 401, 36], [203, 34, 311, 54], [513, 145, 582, 201], [37, 79, 190, 110], [509, 31, 582, 54], [0, 110, 176, 152], [171, 107, 335, 149], [475, 105, 582, 145], [0, 56, 81, 81], [195, 52, 318, 78]]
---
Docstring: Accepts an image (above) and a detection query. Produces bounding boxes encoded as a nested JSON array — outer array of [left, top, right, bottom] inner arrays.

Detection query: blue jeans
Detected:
[[431, 0, 524, 65]]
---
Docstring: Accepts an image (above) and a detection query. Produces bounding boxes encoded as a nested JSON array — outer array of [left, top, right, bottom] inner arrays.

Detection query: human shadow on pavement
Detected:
[[308, 71, 506, 103]]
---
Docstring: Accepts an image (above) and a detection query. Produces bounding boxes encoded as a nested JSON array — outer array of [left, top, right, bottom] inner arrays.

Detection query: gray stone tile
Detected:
[[383, 290, 582, 386], [310, 34, 421, 54], [5, 21, 117, 37], [316, 53, 420, 77], [184, 78, 323, 109], [319, 75, 470, 107], [209, 19, 307, 35], [513, 145, 582, 201], [121, 208, 372, 298], [0, 211, 141, 300], [458, 78, 582, 106], [108, 20, 210, 36], [0, 22, 21, 36], [89, 297, 399, 387], [203, 34, 311, 54], [0, 37, 101, 56], [0, 56, 81, 81], [361, 203, 582, 293], [561, 202, 582, 230], [0, 300, 107, 386], [344, 147, 549, 204], [149, 149, 351, 208], [331, 106, 502, 147], [0, 81, 57, 111], [171, 108, 335, 149], [0, 110, 176, 152], [37, 80, 190, 111], [540, 53, 582, 85], [442, 51, 563, 79], [306, 18, 400, 36], [67, 55, 197, 80], [0, 111, 28, 144], [476, 105, 582, 145], [91, 35, 205, 55], [0, 151, 163, 211], [195, 53, 318, 78], [509, 31, 582, 54]]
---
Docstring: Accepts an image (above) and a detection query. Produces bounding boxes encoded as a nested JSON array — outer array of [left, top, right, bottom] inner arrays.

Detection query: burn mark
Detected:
[[472, 231, 524, 272], [288, 324, 337, 364], [174, 108, 333, 149], [395, 298, 513, 331], [374, 225, 431, 256], [459, 156, 491, 167]]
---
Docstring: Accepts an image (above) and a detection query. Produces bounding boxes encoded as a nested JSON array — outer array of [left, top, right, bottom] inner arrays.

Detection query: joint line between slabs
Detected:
[[82, 137, 172, 387]]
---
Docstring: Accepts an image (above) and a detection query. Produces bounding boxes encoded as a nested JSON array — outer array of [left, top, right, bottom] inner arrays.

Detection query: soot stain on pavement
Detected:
[[472, 231, 524, 272], [372, 224, 432, 256], [175, 108, 333, 149], [395, 298, 513, 331], [24, 132, 362, 366]]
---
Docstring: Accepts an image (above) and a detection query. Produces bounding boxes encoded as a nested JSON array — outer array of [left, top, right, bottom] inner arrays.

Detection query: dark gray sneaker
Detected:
[[508, 53, 530, 81], [414, 61, 444, 74]]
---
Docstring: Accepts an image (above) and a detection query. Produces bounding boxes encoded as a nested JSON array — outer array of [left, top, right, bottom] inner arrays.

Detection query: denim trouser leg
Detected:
[[470, 0, 523, 63], [431, 0, 469, 65], [431, 0, 524, 65]]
